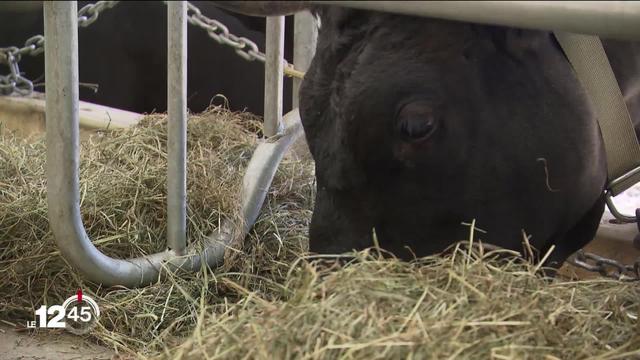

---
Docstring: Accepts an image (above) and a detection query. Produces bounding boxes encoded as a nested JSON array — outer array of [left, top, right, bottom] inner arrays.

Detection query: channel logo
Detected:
[[26, 289, 100, 335]]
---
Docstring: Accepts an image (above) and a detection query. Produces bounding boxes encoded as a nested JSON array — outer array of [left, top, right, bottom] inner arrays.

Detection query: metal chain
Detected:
[[0, 1, 119, 96], [77, 1, 119, 27], [0, 35, 44, 95], [0, 0, 304, 97], [184, 2, 304, 79], [567, 250, 640, 281]]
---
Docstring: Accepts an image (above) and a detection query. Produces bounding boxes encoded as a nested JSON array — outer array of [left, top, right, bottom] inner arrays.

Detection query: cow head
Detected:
[[298, 7, 606, 264], [213, 3, 607, 265]]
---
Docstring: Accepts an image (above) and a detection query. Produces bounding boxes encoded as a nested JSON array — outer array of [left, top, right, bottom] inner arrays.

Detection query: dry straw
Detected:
[[0, 107, 637, 359]]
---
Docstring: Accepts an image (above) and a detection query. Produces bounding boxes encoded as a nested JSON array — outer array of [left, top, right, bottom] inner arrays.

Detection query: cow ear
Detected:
[[396, 101, 439, 142]]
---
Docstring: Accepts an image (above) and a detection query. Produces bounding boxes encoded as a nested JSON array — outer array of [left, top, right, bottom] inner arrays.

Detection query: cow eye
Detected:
[[396, 101, 439, 141]]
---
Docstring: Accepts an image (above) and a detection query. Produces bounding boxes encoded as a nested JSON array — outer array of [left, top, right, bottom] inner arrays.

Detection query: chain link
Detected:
[[0, 1, 119, 96], [1, 1, 304, 97], [567, 250, 640, 281], [0, 35, 45, 95], [77, 1, 119, 27], [184, 2, 303, 78]]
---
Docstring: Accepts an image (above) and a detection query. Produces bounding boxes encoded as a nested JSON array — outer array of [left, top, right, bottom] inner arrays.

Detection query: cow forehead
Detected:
[[316, 7, 554, 66], [321, 8, 472, 54]]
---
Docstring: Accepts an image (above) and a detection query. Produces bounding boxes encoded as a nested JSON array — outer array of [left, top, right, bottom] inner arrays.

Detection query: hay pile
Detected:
[[167, 249, 639, 360], [0, 107, 314, 353], [0, 107, 638, 359]]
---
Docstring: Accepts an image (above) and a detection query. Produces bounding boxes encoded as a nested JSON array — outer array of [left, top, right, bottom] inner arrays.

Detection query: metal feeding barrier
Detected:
[[5, 1, 638, 286], [42, 1, 315, 287]]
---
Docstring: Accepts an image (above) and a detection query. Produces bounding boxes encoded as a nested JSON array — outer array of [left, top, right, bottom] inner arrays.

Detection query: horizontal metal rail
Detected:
[[311, 1, 640, 40], [44, 1, 303, 287]]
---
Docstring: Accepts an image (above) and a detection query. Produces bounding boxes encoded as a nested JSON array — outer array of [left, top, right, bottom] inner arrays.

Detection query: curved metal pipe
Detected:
[[45, 1, 303, 287], [240, 109, 303, 234], [605, 192, 638, 224]]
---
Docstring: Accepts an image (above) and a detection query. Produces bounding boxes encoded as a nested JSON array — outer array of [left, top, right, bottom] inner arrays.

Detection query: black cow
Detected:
[[0, 1, 294, 115], [216, 2, 640, 269]]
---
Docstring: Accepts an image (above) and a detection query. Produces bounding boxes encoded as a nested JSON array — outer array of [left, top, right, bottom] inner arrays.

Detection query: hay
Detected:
[[0, 107, 638, 359], [163, 248, 640, 360], [0, 106, 314, 354]]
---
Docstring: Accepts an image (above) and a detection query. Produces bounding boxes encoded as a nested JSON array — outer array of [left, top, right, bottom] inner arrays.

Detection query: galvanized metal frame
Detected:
[[44, 1, 640, 287], [167, 1, 188, 256], [44, 2, 305, 287]]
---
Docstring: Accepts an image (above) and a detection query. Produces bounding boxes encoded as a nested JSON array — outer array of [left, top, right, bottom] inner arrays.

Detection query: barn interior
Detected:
[[0, 1, 638, 359]]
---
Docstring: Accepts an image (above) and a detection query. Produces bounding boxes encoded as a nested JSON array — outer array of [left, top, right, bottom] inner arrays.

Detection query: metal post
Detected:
[[263, 16, 285, 137], [167, 1, 187, 255], [292, 12, 317, 108]]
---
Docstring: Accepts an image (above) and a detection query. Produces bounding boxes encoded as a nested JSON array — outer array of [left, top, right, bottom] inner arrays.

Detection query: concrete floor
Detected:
[[0, 325, 115, 360]]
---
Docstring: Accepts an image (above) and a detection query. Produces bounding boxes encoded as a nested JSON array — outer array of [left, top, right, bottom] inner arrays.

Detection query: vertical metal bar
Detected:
[[167, 1, 187, 255], [45, 0, 167, 287], [264, 16, 285, 137], [43, 2, 84, 268], [293, 12, 317, 108]]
